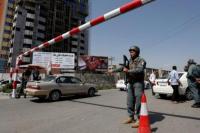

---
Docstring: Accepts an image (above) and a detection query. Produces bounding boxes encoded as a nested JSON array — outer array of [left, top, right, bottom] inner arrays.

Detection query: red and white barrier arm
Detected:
[[9, 67, 13, 83], [11, 0, 155, 98]]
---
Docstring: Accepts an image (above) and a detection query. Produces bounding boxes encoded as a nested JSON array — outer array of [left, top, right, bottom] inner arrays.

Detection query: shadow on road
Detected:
[[150, 111, 200, 121], [154, 95, 188, 103], [151, 127, 158, 132], [30, 95, 200, 121], [30, 94, 101, 103], [70, 100, 200, 121], [149, 112, 165, 124]]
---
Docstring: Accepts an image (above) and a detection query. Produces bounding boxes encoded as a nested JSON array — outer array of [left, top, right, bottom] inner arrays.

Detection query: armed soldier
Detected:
[[108, 45, 146, 128], [184, 59, 200, 108]]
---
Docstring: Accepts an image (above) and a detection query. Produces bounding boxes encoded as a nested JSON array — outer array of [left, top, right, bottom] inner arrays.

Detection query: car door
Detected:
[[70, 77, 86, 94], [179, 72, 188, 95], [56, 76, 74, 95]]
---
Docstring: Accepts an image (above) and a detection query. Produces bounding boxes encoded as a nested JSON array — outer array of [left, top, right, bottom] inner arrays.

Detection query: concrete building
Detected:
[[8, 0, 89, 68], [0, 0, 15, 72], [8, 0, 47, 67]]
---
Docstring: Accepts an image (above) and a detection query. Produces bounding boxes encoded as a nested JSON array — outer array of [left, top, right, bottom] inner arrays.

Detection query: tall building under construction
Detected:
[[0, 0, 15, 72], [8, 0, 89, 68]]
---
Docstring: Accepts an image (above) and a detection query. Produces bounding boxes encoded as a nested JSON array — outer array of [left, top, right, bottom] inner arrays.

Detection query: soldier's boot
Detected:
[[122, 117, 135, 124], [131, 120, 139, 128]]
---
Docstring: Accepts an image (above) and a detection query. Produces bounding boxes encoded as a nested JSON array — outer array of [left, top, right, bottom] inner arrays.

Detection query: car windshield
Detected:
[[158, 75, 168, 79], [158, 73, 184, 79], [178, 73, 183, 78], [42, 76, 56, 81]]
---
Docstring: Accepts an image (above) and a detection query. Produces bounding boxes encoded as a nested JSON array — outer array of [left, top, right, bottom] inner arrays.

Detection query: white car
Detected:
[[116, 79, 127, 91], [153, 72, 193, 100], [116, 79, 151, 91]]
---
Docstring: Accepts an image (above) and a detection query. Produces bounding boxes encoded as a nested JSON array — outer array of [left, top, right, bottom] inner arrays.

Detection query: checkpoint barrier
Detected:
[[11, 0, 155, 98]]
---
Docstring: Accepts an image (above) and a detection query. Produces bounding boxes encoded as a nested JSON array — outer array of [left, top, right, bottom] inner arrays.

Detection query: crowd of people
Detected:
[[163, 60, 200, 108]]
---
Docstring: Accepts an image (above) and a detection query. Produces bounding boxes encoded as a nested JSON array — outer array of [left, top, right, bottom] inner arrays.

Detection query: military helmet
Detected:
[[129, 46, 140, 55], [187, 59, 196, 65]]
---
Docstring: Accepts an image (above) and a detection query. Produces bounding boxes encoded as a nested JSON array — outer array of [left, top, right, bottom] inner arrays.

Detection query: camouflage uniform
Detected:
[[114, 56, 146, 120], [127, 57, 146, 120], [187, 64, 200, 105]]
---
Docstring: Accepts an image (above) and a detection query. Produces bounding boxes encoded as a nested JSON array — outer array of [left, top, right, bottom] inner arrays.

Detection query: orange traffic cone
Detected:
[[138, 93, 151, 133]]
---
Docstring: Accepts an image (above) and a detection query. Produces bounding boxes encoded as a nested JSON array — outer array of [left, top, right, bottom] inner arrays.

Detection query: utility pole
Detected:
[[108, 56, 115, 69]]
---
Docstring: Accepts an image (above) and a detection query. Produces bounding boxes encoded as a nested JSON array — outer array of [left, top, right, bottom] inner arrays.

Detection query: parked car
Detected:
[[25, 75, 98, 101], [116, 79, 127, 91], [0, 80, 21, 90], [153, 72, 193, 100], [116, 79, 151, 91]]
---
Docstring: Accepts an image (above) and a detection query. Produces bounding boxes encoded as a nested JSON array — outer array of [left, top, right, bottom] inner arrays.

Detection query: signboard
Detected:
[[78, 55, 108, 72], [32, 52, 75, 69], [32, 52, 51, 68], [51, 53, 74, 69]]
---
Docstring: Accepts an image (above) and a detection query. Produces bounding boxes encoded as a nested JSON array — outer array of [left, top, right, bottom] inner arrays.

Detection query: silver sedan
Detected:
[[25, 75, 97, 101]]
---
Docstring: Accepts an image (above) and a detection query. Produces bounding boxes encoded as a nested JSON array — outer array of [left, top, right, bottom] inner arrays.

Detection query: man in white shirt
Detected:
[[149, 70, 156, 95], [168, 66, 181, 103]]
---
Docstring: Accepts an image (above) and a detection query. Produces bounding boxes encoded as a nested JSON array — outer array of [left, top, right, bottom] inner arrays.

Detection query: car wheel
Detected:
[[159, 94, 167, 99], [88, 88, 95, 97], [38, 97, 46, 101], [49, 90, 61, 101], [185, 88, 193, 100], [119, 88, 124, 91]]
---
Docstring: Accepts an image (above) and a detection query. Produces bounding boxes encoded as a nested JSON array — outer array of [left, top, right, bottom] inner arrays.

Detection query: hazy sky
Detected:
[[89, 0, 200, 71]]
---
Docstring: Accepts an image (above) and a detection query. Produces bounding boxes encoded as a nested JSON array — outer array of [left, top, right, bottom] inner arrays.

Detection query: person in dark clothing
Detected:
[[108, 45, 146, 128], [185, 59, 200, 108], [32, 68, 40, 81], [17, 68, 31, 98], [168, 66, 181, 103]]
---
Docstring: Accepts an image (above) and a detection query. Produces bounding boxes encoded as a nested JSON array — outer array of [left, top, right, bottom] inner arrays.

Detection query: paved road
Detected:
[[0, 89, 200, 133]]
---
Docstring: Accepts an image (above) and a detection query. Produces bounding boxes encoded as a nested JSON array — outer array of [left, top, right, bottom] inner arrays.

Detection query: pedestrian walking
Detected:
[[167, 66, 181, 103], [108, 45, 146, 128], [149, 70, 156, 95], [185, 59, 200, 108]]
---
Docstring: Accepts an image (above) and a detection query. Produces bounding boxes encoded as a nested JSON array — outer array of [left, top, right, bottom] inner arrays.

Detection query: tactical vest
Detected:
[[127, 57, 146, 83]]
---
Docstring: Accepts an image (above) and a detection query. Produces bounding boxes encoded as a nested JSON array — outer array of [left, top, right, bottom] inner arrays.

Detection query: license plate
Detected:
[[158, 82, 167, 86]]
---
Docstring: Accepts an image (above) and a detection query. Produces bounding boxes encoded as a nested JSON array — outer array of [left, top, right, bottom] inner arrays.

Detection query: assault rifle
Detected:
[[119, 55, 129, 85]]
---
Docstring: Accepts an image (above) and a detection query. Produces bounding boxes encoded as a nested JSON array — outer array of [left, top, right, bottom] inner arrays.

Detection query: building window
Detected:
[[26, 9, 35, 14], [4, 30, 11, 34], [38, 29, 45, 33], [3, 38, 10, 42], [80, 40, 85, 43], [2, 46, 9, 51], [5, 22, 12, 26], [24, 35, 32, 39], [26, 18, 34, 22], [23, 44, 31, 48], [18, 11, 22, 15], [39, 21, 45, 25], [25, 26, 33, 30], [80, 46, 84, 50], [16, 27, 20, 31], [37, 37, 44, 42]]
